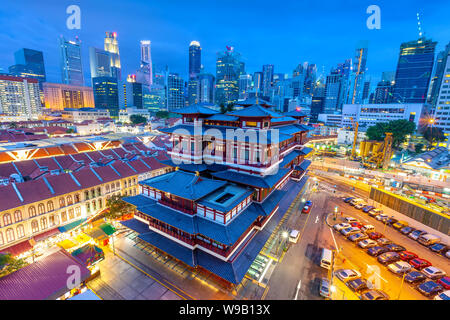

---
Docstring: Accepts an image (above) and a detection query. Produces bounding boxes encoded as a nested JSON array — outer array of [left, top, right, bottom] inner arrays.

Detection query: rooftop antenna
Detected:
[[416, 12, 423, 39]]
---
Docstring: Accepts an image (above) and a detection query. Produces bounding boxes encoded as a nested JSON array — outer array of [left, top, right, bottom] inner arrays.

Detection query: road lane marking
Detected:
[[315, 215, 319, 223], [329, 227, 339, 253], [293, 280, 302, 300], [366, 264, 388, 283]]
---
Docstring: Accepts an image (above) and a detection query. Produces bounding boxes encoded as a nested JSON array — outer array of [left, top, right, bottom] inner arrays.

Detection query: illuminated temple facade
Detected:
[[122, 101, 312, 284]]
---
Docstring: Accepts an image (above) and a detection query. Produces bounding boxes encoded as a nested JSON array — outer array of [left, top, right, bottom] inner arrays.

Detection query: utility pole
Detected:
[[397, 272, 406, 300]]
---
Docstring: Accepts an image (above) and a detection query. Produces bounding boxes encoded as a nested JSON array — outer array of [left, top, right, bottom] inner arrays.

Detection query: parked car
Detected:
[[333, 223, 351, 231], [343, 197, 355, 203], [398, 251, 418, 261], [362, 205, 375, 213], [341, 227, 360, 237], [377, 238, 393, 246], [400, 226, 416, 235], [350, 198, 364, 206], [302, 205, 311, 214], [392, 220, 408, 230], [428, 243, 448, 254], [305, 200, 312, 207], [418, 234, 441, 246], [416, 280, 444, 297], [375, 214, 388, 221], [360, 289, 389, 300], [437, 277, 450, 290], [335, 269, 361, 282], [387, 261, 412, 275], [354, 202, 366, 210], [348, 232, 368, 242], [378, 252, 401, 265], [405, 271, 427, 284], [386, 218, 398, 226], [367, 246, 390, 257], [410, 258, 432, 270], [446, 250, 450, 259], [368, 208, 383, 217], [368, 232, 384, 240], [358, 239, 378, 249], [319, 278, 330, 298], [422, 267, 446, 280], [361, 225, 375, 233], [346, 278, 369, 293], [385, 243, 406, 252], [434, 290, 450, 300], [408, 229, 427, 241], [344, 216, 358, 223], [350, 222, 364, 229]]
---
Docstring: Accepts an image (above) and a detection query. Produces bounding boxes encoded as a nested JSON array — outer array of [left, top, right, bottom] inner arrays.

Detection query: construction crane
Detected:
[[350, 117, 359, 160], [364, 132, 393, 170]]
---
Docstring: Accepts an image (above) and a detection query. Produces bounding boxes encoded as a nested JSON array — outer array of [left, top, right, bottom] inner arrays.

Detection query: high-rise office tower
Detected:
[[118, 75, 143, 109], [104, 32, 121, 80], [167, 73, 185, 111], [238, 74, 252, 100], [428, 42, 450, 107], [89, 47, 112, 79], [197, 72, 215, 104], [372, 80, 394, 104], [433, 48, 450, 145], [349, 42, 368, 104], [324, 70, 344, 113], [9, 48, 46, 87], [59, 36, 84, 86], [393, 37, 437, 103], [215, 46, 244, 106], [304, 64, 317, 96], [187, 41, 202, 105], [362, 78, 371, 102], [137, 40, 153, 87], [0, 75, 41, 117], [92, 76, 119, 117], [252, 72, 263, 93], [262, 64, 274, 97], [43, 82, 94, 110]]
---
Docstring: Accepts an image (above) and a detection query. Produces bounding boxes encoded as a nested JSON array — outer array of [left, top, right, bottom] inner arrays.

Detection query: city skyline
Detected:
[[1, 0, 450, 86]]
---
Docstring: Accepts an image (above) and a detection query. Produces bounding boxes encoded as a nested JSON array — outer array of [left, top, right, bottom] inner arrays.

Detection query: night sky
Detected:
[[1, 0, 449, 86]]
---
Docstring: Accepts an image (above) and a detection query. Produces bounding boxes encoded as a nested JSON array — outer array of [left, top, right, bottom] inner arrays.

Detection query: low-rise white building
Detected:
[[61, 108, 110, 123], [337, 128, 367, 145], [118, 107, 151, 123]]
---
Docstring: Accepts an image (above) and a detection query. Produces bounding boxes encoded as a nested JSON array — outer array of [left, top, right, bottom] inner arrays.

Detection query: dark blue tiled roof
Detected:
[[295, 159, 311, 171], [280, 149, 303, 167], [254, 189, 286, 216], [211, 168, 290, 189], [271, 116, 296, 123], [299, 147, 313, 156], [160, 160, 228, 173], [277, 124, 311, 135], [206, 114, 239, 122], [119, 218, 150, 234], [138, 231, 196, 267], [227, 104, 283, 118], [172, 104, 219, 115], [140, 171, 227, 200], [235, 98, 273, 107], [283, 110, 308, 118], [198, 188, 254, 213]]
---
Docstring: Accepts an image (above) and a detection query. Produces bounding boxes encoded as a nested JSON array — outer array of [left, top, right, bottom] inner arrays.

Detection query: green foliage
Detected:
[[0, 253, 27, 278], [414, 143, 424, 154], [105, 194, 135, 220], [156, 110, 170, 119], [226, 103, 234, 112], [420, 126, 445, 148], [66, 128, 75, 134], [219, 104, 226, 113], [366, 119, 416, 149], [130, 114, 147, 125]]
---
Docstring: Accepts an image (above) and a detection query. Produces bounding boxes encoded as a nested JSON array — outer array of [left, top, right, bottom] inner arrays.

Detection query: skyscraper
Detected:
[[262, 64, 274, 97], [215, 46, 244, 106], [189, 41, 202, 78], [118, 75, 143, 109], [349, 42, 368, 104], [197, 72, 215, 104], [89, 47, 112, 79], [252, 72, 263, 93], [428, 42, 450, 107], [0, 75, 41, 117], [9, 48, 46, 86], [59, 36, 84, 86], [43, 82, 94, 110], [433, 48, 450, 144], [137, 40, 153, 87], [104, 32, 121, 80], [393, 37, 437, 103], [92, 76, 119, 117], [324, 70, 344, 113], [238, 74, 252, 100], [167, 73, 185, 111]]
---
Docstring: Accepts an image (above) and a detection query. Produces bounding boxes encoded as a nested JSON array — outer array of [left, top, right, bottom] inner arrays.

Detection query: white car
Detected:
[[354, 202, 366, 210], [335, 269, 361, 282], [422, 266, 446, 280], [361, 225, 375, 233], [333, 223, 351, 231], [344, 216, 358, 223], [434, 290, 450, 300], [319, 278, 330, 298], [341, 227, 360, 237], [358, 239, 378, 249], [350, 198, 363, 206], [446, 250, 450, 259], [368, 208, 383, 217], [375, 214, 388, 221], [387, 261, 412, 275]]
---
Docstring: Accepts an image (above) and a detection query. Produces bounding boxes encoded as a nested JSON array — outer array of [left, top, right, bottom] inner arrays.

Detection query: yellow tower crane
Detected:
[[350, 117, 359, 160]]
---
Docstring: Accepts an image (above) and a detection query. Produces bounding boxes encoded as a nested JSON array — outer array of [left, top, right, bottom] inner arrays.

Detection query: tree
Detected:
[[421, 126, 445, 149], [414, 143, 424, 154], [226, 103, 234, 112], [130, 114, 147, 125], [366, 119, 416, 149], [0, 253, 27, 278], [156, 111, 170, 119], [66, 128, 75, 134], [105, 194, 135, 220], [219, 103, 226, 113]]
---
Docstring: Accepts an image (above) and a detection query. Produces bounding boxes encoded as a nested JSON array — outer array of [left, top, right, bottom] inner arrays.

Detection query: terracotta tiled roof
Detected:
[[0, 152, 14, 163], [34, 158, 61, 171], [71, 168, 102, 189], [0, 162, 20, 179], [0, 185, 23, 212], [110, 161, 137, 177], [59, 144, 77, 155], [73, 143, 93, 152]]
